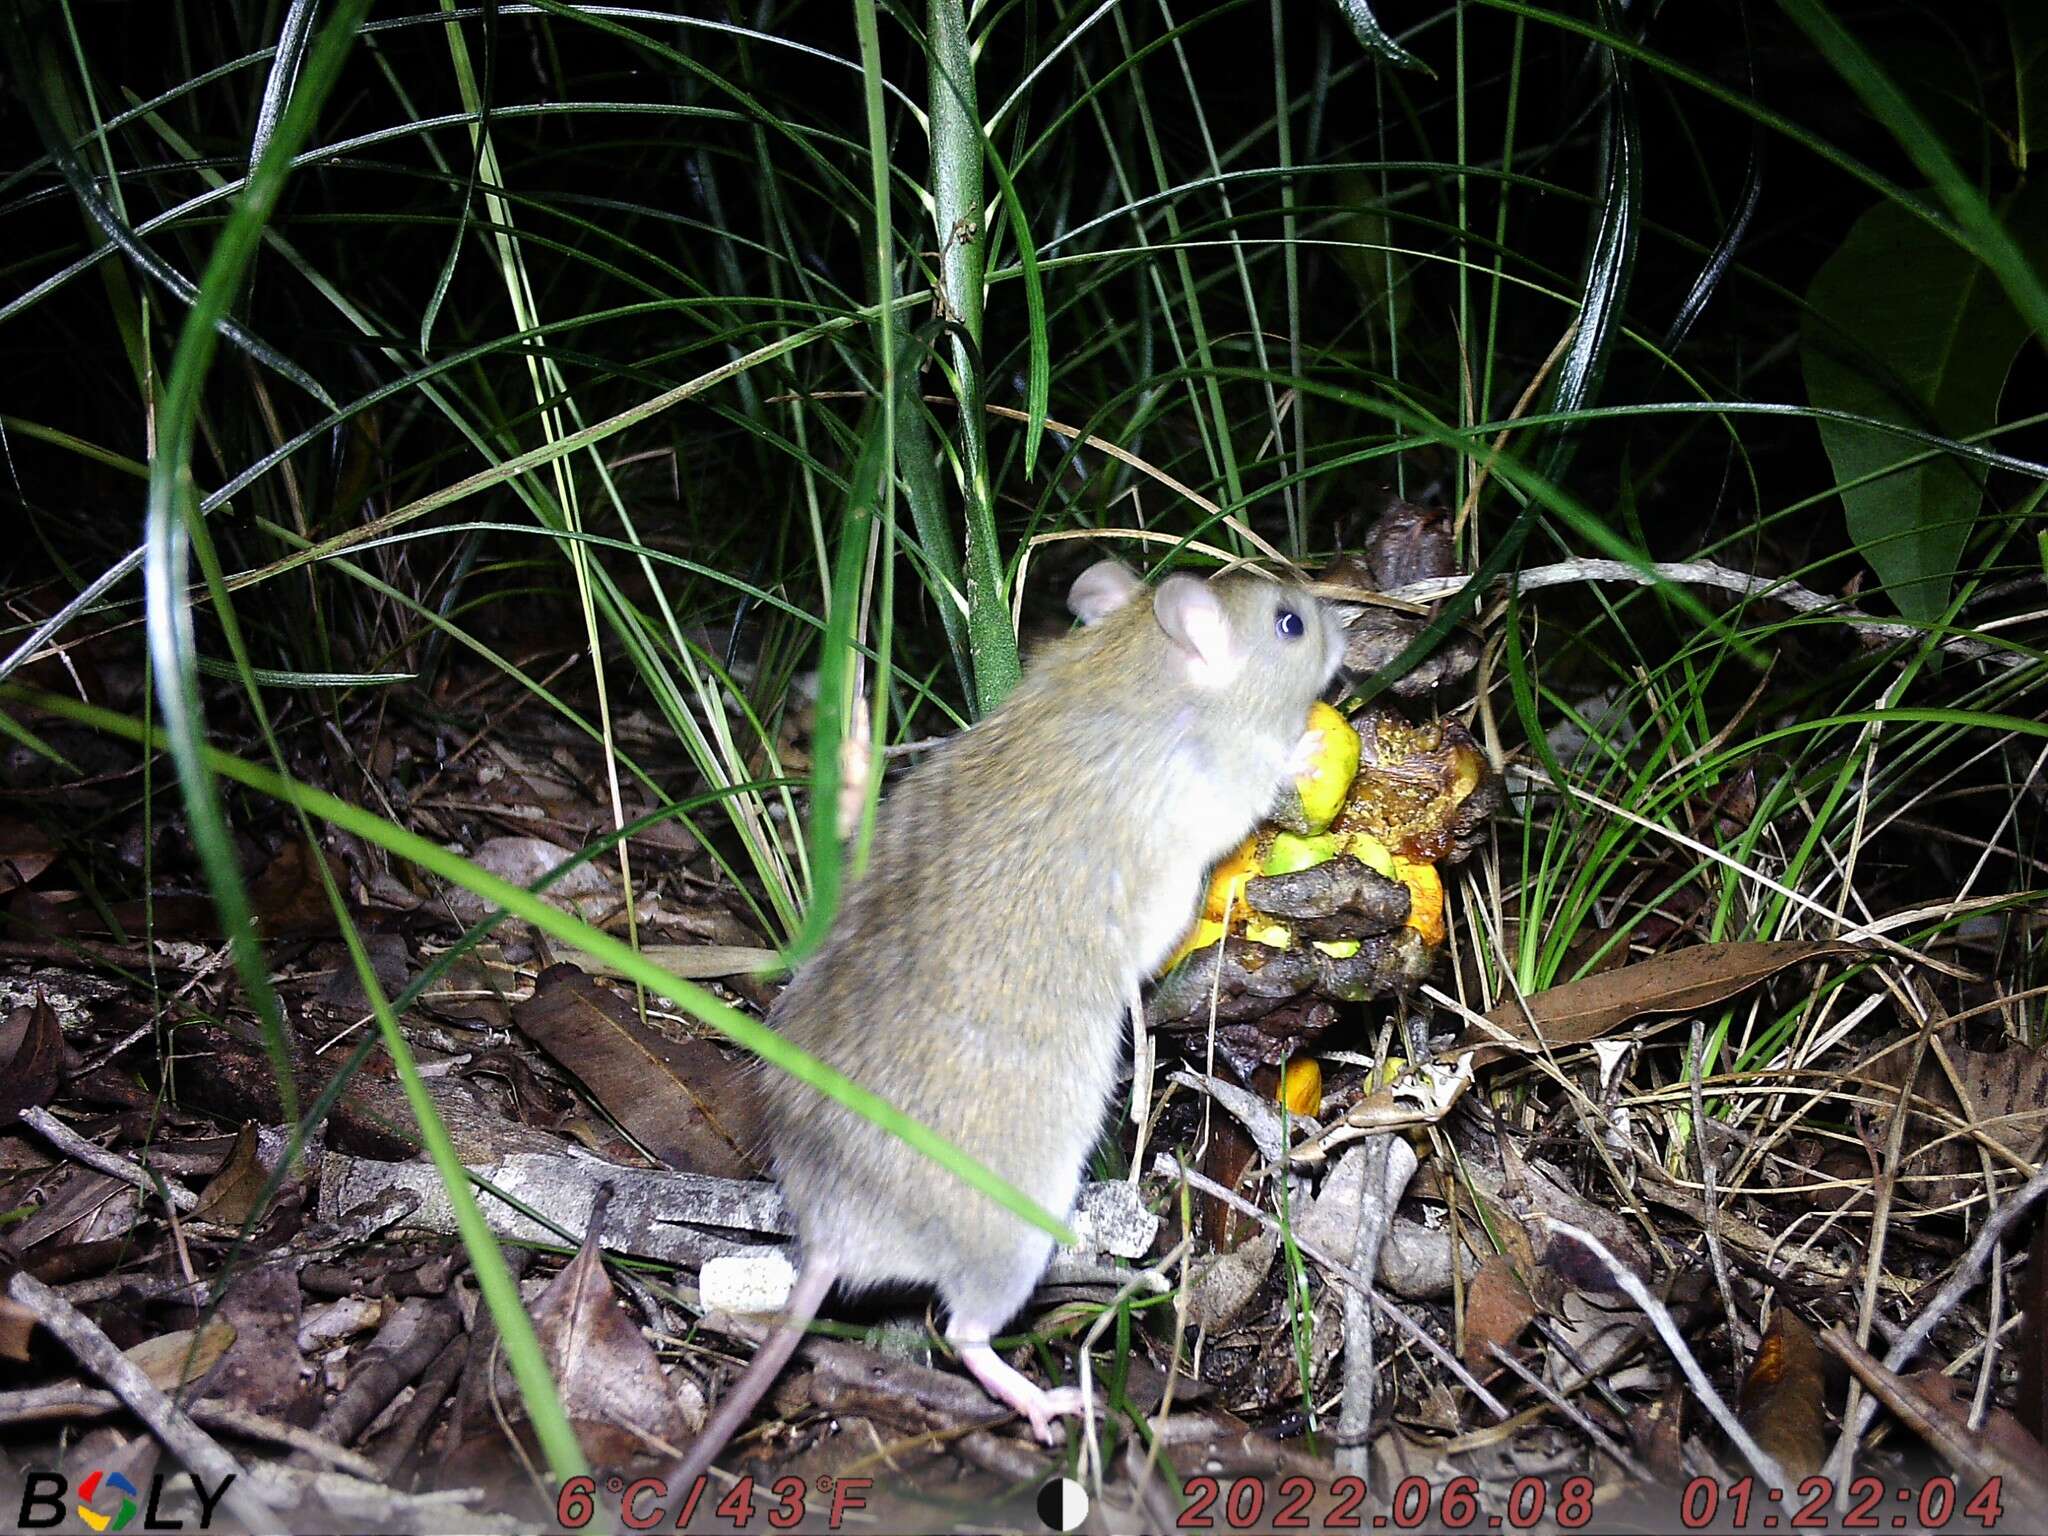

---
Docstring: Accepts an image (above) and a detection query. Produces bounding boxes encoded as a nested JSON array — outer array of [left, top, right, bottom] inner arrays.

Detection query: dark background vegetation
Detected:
[[4, 3, 2036, 638], [6, 1, 2041, 952]]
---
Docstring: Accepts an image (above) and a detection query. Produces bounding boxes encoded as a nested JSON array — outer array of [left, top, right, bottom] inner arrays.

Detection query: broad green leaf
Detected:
[[1784, 0, 2048, 344], [1800, 192, 2036, 624]]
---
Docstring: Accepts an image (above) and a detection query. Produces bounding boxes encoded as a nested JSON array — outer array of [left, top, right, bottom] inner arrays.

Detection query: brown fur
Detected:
[[677, 563, 1343, 1480]]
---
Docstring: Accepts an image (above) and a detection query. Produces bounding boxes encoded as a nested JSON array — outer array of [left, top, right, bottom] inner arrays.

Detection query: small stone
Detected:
[[699, 1249, 796, 1314], [1069, 1181, 1158, 1259]]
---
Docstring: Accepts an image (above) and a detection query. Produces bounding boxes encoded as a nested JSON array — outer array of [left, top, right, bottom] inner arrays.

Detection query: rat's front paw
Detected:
[[1286, 725, 1327, 779]]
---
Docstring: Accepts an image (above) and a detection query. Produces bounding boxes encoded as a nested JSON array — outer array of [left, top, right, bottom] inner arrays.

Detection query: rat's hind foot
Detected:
[[955, 1342, 1089, 1443]]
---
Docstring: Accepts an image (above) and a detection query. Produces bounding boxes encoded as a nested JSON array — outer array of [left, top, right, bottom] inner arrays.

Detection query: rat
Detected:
[[670, 558, 1346, 1486]]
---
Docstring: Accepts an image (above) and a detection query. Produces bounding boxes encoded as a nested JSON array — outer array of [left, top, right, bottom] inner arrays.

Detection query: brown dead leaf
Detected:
[[251, 840, 345, 937], [1419, 1143, 1627, 1301], [4, 886, 80, 942], [513, 964, 762, 1177], [12, 1170, 137, 1251], [1824, 1325, 2048, 1515], [1738, 1308, 1830, 1480], [0, 1242, 35, 1362], [1858, 1041, 2048, 1207], [1197, 1111, 1259, 1251], [125, 1321, 237, 1391], [190, 1122, 294, 1226], [0, 816, 56, 894], [206, 1261, 311, 1424], [1688, 765, 1758, 839], [417, 950, 515, 1029], [1515, 1156, 1651, 1296], [529, 1198, 702, 1461], [0, 995, 63, 1122], [1634, 1383, 1689, 1486], [1459, 941, 1869, 1066], [1902, 1369, 2048, 1472], [1462, 1255, 1536, 1375]]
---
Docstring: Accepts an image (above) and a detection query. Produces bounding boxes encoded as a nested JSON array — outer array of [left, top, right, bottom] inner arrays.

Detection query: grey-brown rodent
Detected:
[[673, 559, 1346, 1482]]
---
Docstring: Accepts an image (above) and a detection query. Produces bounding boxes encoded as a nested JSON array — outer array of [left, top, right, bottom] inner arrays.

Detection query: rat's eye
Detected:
[[1275, 606, 1306, 640]]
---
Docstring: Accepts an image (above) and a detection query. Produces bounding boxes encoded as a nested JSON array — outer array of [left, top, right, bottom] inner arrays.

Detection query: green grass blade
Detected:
[[928, 0, 1020, 714]]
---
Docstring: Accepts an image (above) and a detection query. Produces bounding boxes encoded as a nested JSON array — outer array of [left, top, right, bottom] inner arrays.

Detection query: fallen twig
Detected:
[[5, 1268, 286, 1532], [1821, 1327, 2048, 1515], [1825, 1161, 2048, 1496], [1383, 558, 2025, 667], [19, 1106, 199, 1212], [1334, 1137, 1417, 1476], [1149, 1153, 1509, 1419], [0, 1383, 381, 1478], [1534, 1216, 1790, 1491]]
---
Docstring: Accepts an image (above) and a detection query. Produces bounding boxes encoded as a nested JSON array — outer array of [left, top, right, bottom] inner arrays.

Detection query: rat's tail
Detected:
[[666, 1259, 837, 1496]]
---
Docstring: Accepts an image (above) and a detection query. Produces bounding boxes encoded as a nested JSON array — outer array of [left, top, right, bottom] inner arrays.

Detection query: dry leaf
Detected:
[[1635, 1383, 1689, 1486], [250, 840, 344, 937], [529, 1202, 703, 1461], [0, 816, 56, 894], [1462, 1255, 1536, 1374], [1739, 1309, 1830, 1480], [1516, 1157, 1652, 1296], [205, 1261, 311, 1424], [513, 964, 761, 1177], [1460, 941, 1868, 1065], [191, 1123, 289, 1226], [1899, 1369, 2048, 1488], [1197, 1111, 1259, 1251], [1825, 1325, 2048, 1516], [0, 995, 63, 1123], [0, 1294, 37, 1363], [125, 1321, 237, 1391], [417, 951, 516, 1029], [1858, 1041, 2048, 1207]]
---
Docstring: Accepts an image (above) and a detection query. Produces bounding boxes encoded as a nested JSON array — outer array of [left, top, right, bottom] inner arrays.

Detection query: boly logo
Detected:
[[76, 1471, 138, 1533], [16, 1469, 235, 1531]]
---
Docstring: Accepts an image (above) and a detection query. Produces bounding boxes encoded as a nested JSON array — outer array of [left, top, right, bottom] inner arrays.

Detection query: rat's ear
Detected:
[[1068, 560, 1144, 626], [1153, 575, 1236, 684]]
